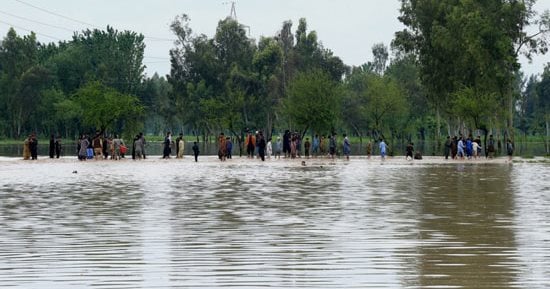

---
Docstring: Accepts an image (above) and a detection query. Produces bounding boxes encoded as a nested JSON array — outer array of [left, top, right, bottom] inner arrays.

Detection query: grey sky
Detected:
[[1, 0, 549, 78]]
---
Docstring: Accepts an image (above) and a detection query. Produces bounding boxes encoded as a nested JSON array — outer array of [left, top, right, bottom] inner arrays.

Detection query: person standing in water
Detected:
[[266, 138, 273, 159], [192, 141, 200, 162], [178, 135, 185, 159], [78, 134, 89, 161], [175, 133, 183, 158], [304, 137, 311, 159], [457, 137, 465, 160], [226, 137, 233, 159], [312, 134, 320, 158], [406, 142, 414, 161], [444, 136, 451, 160], [163, 132, 172, 159], [506, 139, 514, 161], [30, 133, 38, 160], [379, 138, 387, 161], [366, 141, 372, 159], [49, 134, 55, 158], [23, 135, 31, 160], [134, 135, 143, 160], [55, 135, 62, 158], [257, 131, 267, 161], [218, 133, 227, 161], [275, 137, 282, 159], [329, 134, 337, 159], [343, 134, 351, 161]]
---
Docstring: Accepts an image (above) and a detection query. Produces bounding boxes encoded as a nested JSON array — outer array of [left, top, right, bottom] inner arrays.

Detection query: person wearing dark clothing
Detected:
[[163, 132, 172, 159], [55, 135, 62, 158], [86, 135, 94, 159], [451, 136, 458, 159], [257, 132, 266, 161], [245, 132, 255, 158], [304, 138, 311, 159], [444, 136, 451, 159], [283, 130, 290, 158], [226, 137, 233, 159], [103, 136, 110, 159], [30, 134, 38, 160], [506, 139, 514, 161], [139, 132, 146, 159], [329, 135, 336, 159], [474, 135, 482, 156], [192, 142, 200, 162], [296, 133, 302, 158], [132, 134, 140, 160], [49, 134, 55, 158], [406, 142, 414, 160]]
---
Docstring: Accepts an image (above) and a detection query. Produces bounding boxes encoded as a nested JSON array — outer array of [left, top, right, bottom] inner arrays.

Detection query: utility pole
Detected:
[[222, 1, 250, 36], [227, 1, 237, 21]]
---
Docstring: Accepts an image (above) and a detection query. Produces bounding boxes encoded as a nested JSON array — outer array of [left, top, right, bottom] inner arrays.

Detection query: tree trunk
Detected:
[[266, 111, 273, 141], [546, 118, 549, 155], [436, 107, 441, 144], [229, 129, 244, 157], [507, 89, 515, 143], [482, 128, 488, 158], [351, 123, 362, 144]]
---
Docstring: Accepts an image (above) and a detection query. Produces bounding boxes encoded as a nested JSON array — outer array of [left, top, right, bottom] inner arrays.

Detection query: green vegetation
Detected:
[[0, 2, 549, 155]]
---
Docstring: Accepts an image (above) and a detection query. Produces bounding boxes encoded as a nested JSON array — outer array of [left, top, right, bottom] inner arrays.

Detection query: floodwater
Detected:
[[0, 157, 549, 288]]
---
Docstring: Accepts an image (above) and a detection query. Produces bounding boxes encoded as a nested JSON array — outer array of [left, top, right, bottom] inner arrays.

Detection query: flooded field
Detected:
[[0, 157, 549, 288]]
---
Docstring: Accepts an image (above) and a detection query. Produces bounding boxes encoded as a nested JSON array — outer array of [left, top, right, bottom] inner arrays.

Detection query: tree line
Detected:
[[0, 0, 548, 154]]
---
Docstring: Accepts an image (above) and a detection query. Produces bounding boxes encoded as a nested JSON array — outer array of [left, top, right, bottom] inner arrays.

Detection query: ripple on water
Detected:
[[0, 159, 549, 288]]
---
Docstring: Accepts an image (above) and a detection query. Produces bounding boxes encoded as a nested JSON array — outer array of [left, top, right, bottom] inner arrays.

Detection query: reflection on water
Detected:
[[0, 158, 549, 288]]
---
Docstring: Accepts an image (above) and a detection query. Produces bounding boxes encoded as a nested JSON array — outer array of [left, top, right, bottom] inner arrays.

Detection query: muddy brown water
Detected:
[[0, 157, 549, 288]]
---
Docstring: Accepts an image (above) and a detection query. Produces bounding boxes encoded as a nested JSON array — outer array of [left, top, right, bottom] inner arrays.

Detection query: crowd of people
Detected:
[[74, 131, 146, 161], [213, 130, 354, 162], [20, 130, 516, 162], [443, 134, 515, 161]]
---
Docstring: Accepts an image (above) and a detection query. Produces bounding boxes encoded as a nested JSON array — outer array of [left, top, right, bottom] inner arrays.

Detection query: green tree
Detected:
[[0, 28, 43, 137], [73, 81, 144, 135], [364, 74, 408, 141], [139, 74, 173, 135], [394, 0, 550, 142], [534, 65, 550, 154], [283, 70, 341, 136], [385, 53, 427, 140], [72, 27, 146, 95], [342, 66, 372, 143], [254, 36, 283, 138]]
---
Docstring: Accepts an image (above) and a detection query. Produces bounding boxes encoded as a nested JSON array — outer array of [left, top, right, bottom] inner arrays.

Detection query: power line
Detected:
[[0, 9, 75, 33], [13, 0, 176, 42], [0, 21, 171, 61], [0, 20, 63, 41], [14, 0, 99, 29]]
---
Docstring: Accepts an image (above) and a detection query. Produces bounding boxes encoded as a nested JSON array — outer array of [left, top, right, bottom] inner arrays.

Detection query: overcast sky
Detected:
[[1, 0, 549, 78]]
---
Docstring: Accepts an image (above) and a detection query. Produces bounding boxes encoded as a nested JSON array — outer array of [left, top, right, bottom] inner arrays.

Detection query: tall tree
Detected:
[[283, 69, 341, 136], [394, 0, 550, 141], [71, 26, 146, 95], [369, 43, 389, 75], [534, 64, 550, 154], [0, 28, 42, 137], [73, 81, 144, 135]]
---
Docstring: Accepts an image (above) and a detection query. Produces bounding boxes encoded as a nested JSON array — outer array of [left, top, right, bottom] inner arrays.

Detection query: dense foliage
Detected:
[[0, 4, 548, 154]]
